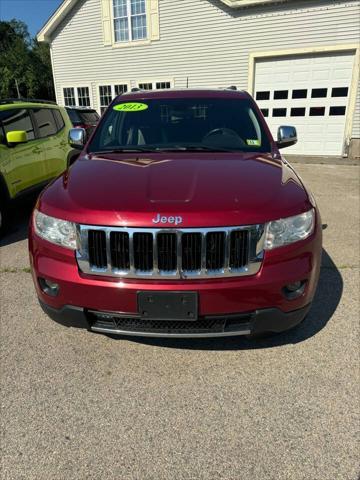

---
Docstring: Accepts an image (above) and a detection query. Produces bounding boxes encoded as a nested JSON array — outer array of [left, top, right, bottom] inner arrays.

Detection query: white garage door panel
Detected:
[[254, 52, 355, 155]]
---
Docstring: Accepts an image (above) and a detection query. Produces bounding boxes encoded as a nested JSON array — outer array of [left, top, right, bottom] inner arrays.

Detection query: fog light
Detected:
[[286, 281, 302, 292], [38, 277, 59, 297], [283, 281, 306, 300]]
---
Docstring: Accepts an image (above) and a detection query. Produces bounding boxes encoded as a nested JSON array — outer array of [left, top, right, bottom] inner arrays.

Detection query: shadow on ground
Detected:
[[0, 195, 37, 247], [124, 249, 343, 350]]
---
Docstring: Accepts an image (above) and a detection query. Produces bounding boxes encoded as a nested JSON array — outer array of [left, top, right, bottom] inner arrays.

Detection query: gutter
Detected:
[[219, 0, 290, 8]]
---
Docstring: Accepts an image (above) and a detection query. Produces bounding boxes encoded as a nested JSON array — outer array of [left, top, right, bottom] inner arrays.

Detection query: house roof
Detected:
[[37, 0, 290, 43], [37, 0, 77, 42], [221, 0, 289, 7]]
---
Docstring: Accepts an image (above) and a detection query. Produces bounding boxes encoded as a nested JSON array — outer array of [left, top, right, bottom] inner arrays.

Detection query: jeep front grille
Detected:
[[77, 225, 265, 279]]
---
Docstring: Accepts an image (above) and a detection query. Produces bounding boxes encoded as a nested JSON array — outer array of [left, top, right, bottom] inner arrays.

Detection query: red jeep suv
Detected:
[[29, 88, 322, 338]]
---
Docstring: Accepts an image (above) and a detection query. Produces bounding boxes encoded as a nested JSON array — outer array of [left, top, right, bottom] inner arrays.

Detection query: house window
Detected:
[[137, 81, 172, 90], [77, 87, 90, 107], [98, 84, 130, 114], [63, 88, 76, 106], [63, 86, 91, 107], [114, 84, 128, 96], [156, 82, 171, 90], [138, 82, 153, 90], [113, 0, 147, 43], [99, 85, 113, 114]]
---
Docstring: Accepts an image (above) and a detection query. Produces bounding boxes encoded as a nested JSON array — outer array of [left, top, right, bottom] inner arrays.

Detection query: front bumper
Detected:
[[30, 214, 322, 338], [39, 299, 311, 338]]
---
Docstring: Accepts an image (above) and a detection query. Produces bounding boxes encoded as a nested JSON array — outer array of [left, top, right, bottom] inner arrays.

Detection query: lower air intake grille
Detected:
[[92, 316, 225, 334], [89, 312, 252, 335]]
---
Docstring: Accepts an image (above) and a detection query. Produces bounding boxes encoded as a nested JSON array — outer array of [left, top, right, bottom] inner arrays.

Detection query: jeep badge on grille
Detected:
[[152, 214, 183, 225]]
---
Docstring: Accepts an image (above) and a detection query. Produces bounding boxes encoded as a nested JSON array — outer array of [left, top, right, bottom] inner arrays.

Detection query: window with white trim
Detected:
[[138, 82, 153, 90], [63, 86, 91, 107], [99, 84, 129, 114], [137, 81, 172, 91], [77, 87, 90, 107], [113, 0, 147, 43], [99, 85, 112, 114], [63, 88, 76, 106], [114, 84, 128, 96], [156, 81, 171, 90]]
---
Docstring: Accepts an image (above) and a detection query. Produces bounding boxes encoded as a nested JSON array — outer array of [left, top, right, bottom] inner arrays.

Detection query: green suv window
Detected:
[[1, 109, 35, 141], [32, 108, 58, 138]]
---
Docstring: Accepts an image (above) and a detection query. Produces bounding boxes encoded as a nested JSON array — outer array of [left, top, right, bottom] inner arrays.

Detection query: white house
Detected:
[[38, 0, 360, 157]]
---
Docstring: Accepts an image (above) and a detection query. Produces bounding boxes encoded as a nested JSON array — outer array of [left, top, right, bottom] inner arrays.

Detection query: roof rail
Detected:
[[0, 98, 57, 105], [130, 87, 145, 92], [225, 86, 237, 90]]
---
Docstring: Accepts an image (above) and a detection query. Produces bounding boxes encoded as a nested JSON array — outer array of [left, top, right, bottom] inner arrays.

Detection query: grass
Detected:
[[0, 267, 32, 274]]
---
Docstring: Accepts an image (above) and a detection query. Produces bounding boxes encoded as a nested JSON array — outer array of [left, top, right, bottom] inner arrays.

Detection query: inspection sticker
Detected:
[[113, 102, 149, 112], [246, 139, 261, 146]]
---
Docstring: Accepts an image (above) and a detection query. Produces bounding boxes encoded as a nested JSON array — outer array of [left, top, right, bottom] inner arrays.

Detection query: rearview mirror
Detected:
[[68, 128, 86, 149], [277, 126, 297, 149], [6, 130, 27, 145]]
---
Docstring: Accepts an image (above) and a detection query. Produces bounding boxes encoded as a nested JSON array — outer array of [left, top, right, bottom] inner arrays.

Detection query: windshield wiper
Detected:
[[153, 145, 238, 152], [89, 146, 156, 154], [90, 145, 240, 155]]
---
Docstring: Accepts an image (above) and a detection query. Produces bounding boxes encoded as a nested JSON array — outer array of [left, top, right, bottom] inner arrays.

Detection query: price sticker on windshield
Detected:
[[246, 139, 261, 146], [113, 102, 149, 112]]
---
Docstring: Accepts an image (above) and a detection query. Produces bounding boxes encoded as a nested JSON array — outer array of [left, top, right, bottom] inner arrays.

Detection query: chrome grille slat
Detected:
[[76, 225, 265, 279]]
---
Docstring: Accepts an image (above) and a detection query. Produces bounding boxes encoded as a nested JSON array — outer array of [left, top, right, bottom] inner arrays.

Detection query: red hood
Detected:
[[39, 152, 311, 227]]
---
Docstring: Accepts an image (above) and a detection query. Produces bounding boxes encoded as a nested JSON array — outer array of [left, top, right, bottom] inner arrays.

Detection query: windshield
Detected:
[[67, 109, 99, 124], [88, 98, 271, 153]]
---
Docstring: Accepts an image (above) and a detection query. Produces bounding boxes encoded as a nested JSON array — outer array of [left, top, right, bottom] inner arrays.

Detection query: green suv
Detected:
[[0, 99, 73, 234]]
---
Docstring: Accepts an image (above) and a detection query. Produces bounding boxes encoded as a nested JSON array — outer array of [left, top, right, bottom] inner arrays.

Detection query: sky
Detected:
[[0, 0, 63, 38]]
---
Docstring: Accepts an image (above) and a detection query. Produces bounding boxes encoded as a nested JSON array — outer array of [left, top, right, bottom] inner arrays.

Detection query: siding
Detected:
[[51, 0, 360, 138]]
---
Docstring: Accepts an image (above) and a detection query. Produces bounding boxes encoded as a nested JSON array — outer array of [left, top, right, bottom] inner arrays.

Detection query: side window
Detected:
[[1, 109, 35, 141], [32, 108, 57, 138], [52, 109, 65, 131]]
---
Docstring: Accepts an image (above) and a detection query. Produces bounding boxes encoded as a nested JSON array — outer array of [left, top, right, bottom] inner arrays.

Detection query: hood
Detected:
[[39, 152, 311, 227]]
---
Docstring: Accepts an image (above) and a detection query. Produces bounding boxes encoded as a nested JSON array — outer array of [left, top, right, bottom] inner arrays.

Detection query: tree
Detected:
[[0, 19, 55, 100]]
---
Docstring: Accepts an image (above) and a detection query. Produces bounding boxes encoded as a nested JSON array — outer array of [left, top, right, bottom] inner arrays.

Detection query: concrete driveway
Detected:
[[0, 164, 359, 480]]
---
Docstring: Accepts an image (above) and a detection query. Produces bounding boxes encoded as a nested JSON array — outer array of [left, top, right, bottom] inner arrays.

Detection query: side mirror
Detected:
[[277, 126, 297, 149], [68, 128, 86, 149], [6, 130, 27, 145]]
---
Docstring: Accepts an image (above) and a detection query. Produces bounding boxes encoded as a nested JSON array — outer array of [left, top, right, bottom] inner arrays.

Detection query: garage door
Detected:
[[254, 51, 355, 155]]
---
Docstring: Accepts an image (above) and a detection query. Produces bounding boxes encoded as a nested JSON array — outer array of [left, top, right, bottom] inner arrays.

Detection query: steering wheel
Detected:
[[202, 127, 242, 141]]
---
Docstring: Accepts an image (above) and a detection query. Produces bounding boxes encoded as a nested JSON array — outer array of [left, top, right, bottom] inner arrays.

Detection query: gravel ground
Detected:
[[0, 164, 359, 480]]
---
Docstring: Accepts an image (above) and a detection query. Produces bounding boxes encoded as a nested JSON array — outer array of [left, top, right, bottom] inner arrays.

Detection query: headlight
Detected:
[[34, 210, 77, 250], [264, 209, 315, 250]]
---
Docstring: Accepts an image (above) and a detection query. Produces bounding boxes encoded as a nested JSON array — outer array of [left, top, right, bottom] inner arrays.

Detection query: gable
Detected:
[[37, 0, 78, 42], [37, 0, 291, 43]]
